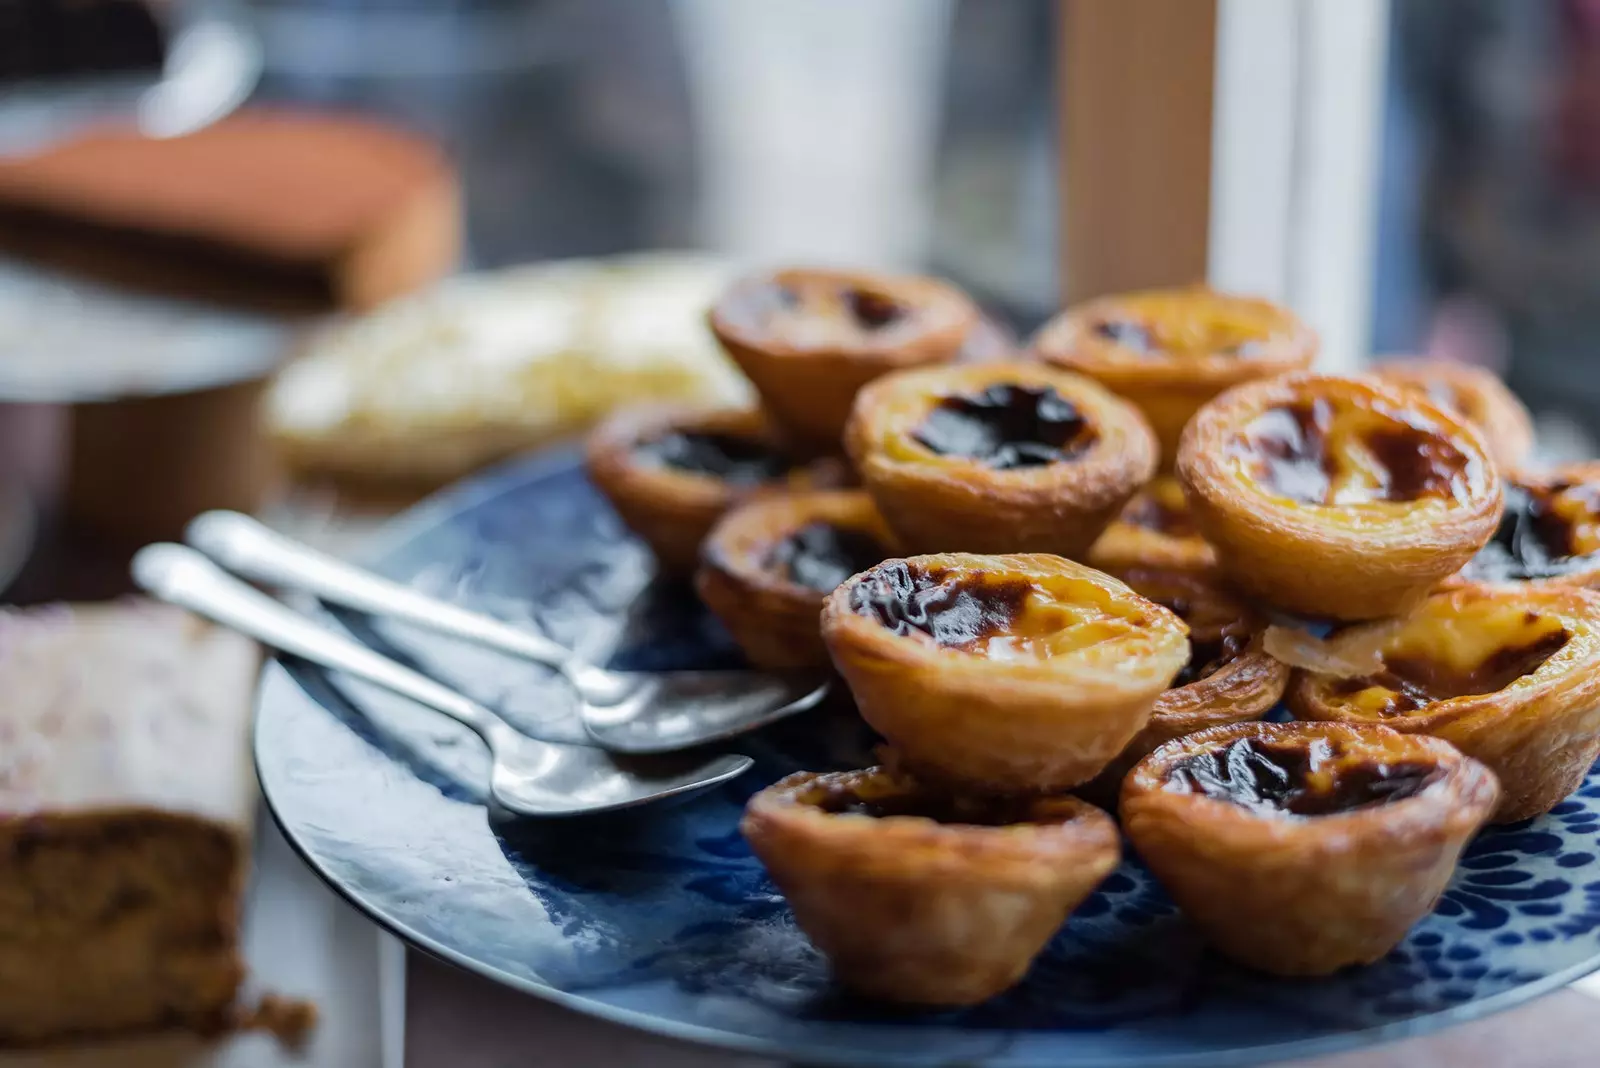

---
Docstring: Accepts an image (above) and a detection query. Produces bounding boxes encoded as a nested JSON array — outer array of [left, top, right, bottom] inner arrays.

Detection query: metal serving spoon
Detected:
[[183, 511, 829, 754], [132, 544, 752, 817]]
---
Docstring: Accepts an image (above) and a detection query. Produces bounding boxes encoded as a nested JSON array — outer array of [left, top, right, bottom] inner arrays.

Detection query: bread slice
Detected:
[[0, 110, 460, 311], [0, 602, 259, 1045]]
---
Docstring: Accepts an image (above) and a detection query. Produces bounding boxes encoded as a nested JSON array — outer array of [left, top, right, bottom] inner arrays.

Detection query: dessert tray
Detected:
[[253, 274, 1600, 1067], [255, 450, 1600, 1068]]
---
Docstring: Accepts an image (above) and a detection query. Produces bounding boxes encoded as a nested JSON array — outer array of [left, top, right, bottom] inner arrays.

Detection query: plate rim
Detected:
[[253, 447, 1600, 1068]]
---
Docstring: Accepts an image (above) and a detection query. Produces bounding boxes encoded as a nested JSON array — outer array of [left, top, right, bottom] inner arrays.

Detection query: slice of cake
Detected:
[[0, 601, 259, 1045], [0, 110, 461, 311]]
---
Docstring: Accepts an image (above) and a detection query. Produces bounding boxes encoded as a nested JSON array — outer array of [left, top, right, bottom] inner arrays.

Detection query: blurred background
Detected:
[[0, 0, 1598, 570]]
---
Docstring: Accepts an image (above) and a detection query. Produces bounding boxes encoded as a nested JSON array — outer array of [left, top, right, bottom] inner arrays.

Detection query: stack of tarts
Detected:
[[584, 270, 1600, 1006]]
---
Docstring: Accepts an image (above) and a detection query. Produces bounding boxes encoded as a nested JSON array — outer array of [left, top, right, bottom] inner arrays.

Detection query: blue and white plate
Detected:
[[254, 451, 1600, 1068]]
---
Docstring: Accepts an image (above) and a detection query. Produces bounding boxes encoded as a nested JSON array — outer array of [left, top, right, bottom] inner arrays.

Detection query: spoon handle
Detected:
[[132, 543, 501, 740], [185, 511, 574, 671]]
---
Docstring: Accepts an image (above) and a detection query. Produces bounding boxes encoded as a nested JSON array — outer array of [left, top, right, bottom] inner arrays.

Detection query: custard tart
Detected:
[[1087, 475, 1218, 574], [1031, 286, 1317, 467], [1083, 568, 1289, 797], [742, 767, 1119, 1006], [1122, 721, 1499, 976], [1290, 583, 1600, 822], [1457, 463, 1600, 589], [697, 490, 893, 669], [844, 361, 1158, 557], [709, 268, 980, 456], [585, 405, 841, 575], [1372, 357, 1534, 469], [1177, 373, 1503, 621], [820, 553, 1189, 792]]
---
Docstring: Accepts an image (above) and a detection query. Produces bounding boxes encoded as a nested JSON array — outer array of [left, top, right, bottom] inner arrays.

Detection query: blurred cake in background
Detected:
[[0, 110, 460, 311], [266, 254, 752, 490]]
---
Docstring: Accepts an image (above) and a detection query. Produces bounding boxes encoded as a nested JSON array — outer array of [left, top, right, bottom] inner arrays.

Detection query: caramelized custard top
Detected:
[[849, 561, 1030, 651], [767, 522, 885, 593], [1229, 397, 1477, 506], [1165, 736, 1441, 816], [1119, 571, 1251, 687], [718, 274, 923, 346], [1464, 479, 1600, 582], [635, 430, 791, 484], [812, 781, 1038, 826], [1331, 621, 1570, 715], [912, 383, 1096, 470]]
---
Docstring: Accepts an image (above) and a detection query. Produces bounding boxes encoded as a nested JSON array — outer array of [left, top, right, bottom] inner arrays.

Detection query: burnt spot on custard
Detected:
[[844, 288, 906, 331], [1173, 632, 1250, 687], [813, 782, 1037, 826], [912, 383, 1097, 470], [1121, 490, 1198, 538], [1230, 398, 1473, 506], [850, 561, 1031, 649], [635, 430, 792, 485], [1331, 625, 1571, 715], [1166, 736, 1442, 816], [767, 522, 886, 593], [1464, 481, 1600, 582]]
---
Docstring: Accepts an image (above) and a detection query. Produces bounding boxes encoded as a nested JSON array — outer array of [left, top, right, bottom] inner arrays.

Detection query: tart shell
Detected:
[[1087, 476, 1218, 575], [1373, 357, 1534, 470], [741, 768, 1120, 1006], [1083, 569, 1289, 798], [1290, 583, 1600, 823], [1031, 286, 1317, 468], [845, 361, 1158, 557], [1451, 462, 1600, 591], [696, 490, 893, 669], [821, 553, 1190, 793], [1122, 721, 1500, 976], [1177, 372, 1503, 621], [584, 405, 841, 576], [709, 268, 980, 456]]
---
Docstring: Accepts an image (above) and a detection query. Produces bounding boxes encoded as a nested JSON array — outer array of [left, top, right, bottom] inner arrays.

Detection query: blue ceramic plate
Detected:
[[255, 451, 1600, 1068]]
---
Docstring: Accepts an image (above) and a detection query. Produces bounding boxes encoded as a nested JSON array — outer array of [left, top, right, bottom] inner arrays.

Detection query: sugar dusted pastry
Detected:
[[0, 601, 261, 1044], [1291, 583, 1600, 822], [697, 490, 892, 668], [1031, 285, 1316, 467], [821, 553, 1189, 792], [742, 767, 1119, 1006], [845, 361, 1157, 557], [1178, 372, 1502, 621], [709, 267, 980, 455], [1123, 721, 1499, 976]]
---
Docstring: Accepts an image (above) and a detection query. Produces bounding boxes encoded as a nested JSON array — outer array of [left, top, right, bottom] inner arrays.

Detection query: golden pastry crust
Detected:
[[1031, 286, 1317, 467], [1290, 583, 1600, 822], [584, 405, 842, 575], [1372, 357, 1534, 470], [1086, 475, 1218, 574], [844, 361, 1158, 557], [1122, 721, 1499, 976], [696, 490, 894, 669], [1082, 569, 1289, 797], [1177, 372, 1503, 621], [741, 767, 1120, 1006], [709, 268, 980, 455], [1454, 462, 1600, 590], [821, 553, 1189, 792]]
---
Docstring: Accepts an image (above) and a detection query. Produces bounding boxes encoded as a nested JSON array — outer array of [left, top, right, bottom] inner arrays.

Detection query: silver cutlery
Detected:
[[183, 510, 829, 753], [132, 543, 753, 818]]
